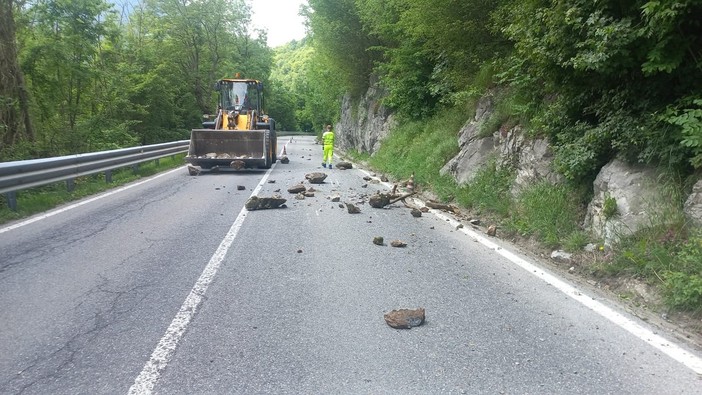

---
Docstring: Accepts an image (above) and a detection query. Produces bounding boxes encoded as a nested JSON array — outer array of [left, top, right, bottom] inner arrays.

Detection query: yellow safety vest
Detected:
[[322, 131, 335, 146]]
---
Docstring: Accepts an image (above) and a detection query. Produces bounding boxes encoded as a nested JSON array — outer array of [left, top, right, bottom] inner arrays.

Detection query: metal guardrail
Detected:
[[0, 140, 190, 210]]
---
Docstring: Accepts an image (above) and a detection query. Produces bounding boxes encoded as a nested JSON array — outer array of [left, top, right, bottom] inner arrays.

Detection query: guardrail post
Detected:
[[105, 170, 113, 183], [132, 164, 139, 174], [5, 191, 17, 211], [155, 158, 160, 166], [66, 178, 75, 192]]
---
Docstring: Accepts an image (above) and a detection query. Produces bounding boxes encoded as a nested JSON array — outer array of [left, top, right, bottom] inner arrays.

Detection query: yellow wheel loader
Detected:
[[185, 77, 277, 172]]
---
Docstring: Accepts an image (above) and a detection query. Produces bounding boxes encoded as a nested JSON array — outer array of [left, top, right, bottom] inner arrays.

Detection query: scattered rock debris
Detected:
[[237, 185, 246, 190], [368, 191, 417, 209], [346, 203, 361, 214], [551, 250, 573, 264], [426, 200, 458, 213], [187, 165, 200, 176], [305, 172, 327, 184], [244, 195, 287, 210], [331, 195, 341, 202], [336, 161, 353, 170], [384, 308, 425, 329], [373, 236, 384, 246], [230, 160, 245, 170], [390, 240, 407, 248], [288, 184, 306, 194], [487, 225, 497, 237], [280, 156, 290, 164], [411, 208, 422, 218]]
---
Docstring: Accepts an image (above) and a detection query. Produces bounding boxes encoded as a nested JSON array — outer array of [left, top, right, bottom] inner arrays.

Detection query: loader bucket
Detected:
[[185, 129, 272, 170]]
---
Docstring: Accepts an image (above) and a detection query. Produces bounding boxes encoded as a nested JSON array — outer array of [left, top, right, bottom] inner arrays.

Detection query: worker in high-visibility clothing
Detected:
[[322, 124, 335, 169]]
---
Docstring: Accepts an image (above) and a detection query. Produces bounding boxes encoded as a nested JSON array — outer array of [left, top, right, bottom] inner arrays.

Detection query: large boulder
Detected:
[[584, 159, 671, 246]]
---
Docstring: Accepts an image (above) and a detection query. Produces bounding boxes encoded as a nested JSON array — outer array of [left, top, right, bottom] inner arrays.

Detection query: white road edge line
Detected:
[[356, 167, 702, 375], [0, 166, 186, 235], [128, 155, 282, 394], [431, 208, 702, 375]]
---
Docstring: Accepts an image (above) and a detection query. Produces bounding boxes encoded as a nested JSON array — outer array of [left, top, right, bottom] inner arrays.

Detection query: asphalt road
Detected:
[[1, 136, 701, 394]]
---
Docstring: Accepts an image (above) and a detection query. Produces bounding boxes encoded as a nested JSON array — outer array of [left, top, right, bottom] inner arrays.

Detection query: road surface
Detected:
[[1, 136, 701, 394]]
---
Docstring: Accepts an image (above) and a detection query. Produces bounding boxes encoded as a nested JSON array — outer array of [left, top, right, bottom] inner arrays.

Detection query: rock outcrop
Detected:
[[337, 77, 396, 155], [339, 83, 702, 242], [440, 94, 562, 193], [584, 159, 673, 246]]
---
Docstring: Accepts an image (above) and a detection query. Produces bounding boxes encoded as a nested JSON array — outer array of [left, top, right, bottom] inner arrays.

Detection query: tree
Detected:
[[306, 0, 376, 99], [0, 0, 34, 153]]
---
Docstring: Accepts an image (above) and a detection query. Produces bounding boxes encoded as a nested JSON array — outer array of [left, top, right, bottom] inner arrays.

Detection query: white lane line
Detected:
[[354, 167, 702, 374], [128, 164, 276, 395], [427, 207, 702, 375], [0, 166, 186, 235]]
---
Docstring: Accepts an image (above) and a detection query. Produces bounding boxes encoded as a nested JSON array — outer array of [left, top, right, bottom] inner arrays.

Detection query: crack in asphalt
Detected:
[[0, 184, 183, 280], [1, 278, 152, 394]]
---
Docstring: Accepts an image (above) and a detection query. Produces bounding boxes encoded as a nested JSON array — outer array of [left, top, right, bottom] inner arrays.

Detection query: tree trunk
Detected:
[[0, 0, 34, 147]]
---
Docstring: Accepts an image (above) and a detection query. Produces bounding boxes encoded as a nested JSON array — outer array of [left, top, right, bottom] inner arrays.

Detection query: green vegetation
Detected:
[[368, 107, 466, 200], [0, 155, 185, 224], [455, 161, 513, 218], [602, 195, 619, 219], [509, 183, 583, 249]]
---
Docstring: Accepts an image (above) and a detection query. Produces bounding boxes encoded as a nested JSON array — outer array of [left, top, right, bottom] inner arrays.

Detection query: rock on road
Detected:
[[1, 136, 701, 394]]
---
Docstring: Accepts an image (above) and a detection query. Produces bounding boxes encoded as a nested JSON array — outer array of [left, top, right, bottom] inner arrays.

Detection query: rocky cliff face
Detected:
[[439, 94, 563, 195], [339, 87, 702, 244], [336, 83, 396, 155]]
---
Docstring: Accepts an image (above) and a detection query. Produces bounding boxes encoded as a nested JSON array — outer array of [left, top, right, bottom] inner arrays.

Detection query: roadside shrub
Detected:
[[664, 272, 702, 311], [663, 232, 702, 310]]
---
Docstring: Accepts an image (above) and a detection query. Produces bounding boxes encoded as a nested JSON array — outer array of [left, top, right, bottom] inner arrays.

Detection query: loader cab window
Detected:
[[222, 81, 260, 112]]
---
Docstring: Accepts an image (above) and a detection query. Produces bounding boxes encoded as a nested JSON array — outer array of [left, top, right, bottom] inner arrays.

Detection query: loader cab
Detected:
[[219, 79, 262, 114]]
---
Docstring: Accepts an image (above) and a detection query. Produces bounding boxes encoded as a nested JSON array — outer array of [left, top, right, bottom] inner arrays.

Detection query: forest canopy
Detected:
[[0, 0, 272, 160]]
